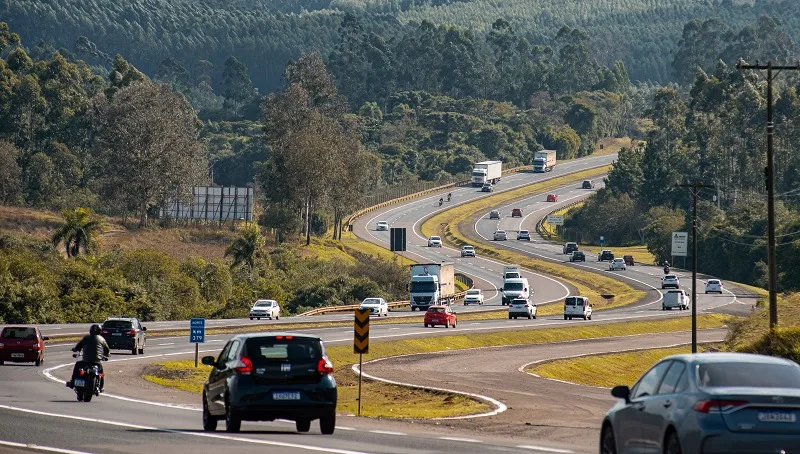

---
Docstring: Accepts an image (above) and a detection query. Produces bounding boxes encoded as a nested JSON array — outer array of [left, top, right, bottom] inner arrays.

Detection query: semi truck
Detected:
[[533, 150, 557, 173], [471, 161, 503, 187], [409, 262, 456, 311]]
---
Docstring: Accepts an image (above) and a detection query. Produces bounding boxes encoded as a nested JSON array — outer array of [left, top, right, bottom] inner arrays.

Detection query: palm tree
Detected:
[[52, 207, 103, 258], [225, 224, 265, 270]]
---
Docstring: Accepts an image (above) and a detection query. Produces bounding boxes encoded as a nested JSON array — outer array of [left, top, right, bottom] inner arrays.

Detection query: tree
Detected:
[[222, 56, 254, 116], [643, 206, 686, 265], [91, 81, 207, 226], [605, 146, 644, 197], [225, 224, 265, 272], [0, 141, 22, 204], [51, 207, 102, 258]]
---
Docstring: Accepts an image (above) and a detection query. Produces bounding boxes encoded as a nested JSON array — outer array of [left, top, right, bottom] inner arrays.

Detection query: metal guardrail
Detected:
[[536, 198, 586, 241]]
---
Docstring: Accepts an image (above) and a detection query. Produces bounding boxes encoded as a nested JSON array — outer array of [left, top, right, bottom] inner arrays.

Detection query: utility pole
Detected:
[[736, 60, 800, 331], [677, 181, 714, 353]]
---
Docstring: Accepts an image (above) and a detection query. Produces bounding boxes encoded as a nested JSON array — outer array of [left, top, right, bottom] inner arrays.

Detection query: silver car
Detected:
[[601, 352, 800, 454], [493, 230, 507, 241]]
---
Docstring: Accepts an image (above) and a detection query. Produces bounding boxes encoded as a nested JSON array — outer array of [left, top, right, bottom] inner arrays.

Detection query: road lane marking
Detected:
[[438, 437, 482, 443], [157, 342, 175, 346], [0, 439, 90, 454], [517, 445, 574, 453], [368, 430, 407, 436]]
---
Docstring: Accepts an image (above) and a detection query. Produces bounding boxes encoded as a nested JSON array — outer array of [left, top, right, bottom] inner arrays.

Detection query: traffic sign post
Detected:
[[190, 318, 205, 367], [599, 236, 605, 247], [671, 232, 688, 257], [354, 308, 370, 416]]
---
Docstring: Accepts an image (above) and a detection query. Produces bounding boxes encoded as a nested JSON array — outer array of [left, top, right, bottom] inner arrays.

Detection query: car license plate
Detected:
[[11, 353, 24, 358], [431, 318, 439, 322], [112, 332, 122, 336], [73, 378, 86, 387], [273, 391, 301, 401], [758, 411, 796, 423]]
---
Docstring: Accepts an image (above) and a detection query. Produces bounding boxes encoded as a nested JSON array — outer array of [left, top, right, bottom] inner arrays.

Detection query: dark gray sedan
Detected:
[[601, 352, 800, 454]]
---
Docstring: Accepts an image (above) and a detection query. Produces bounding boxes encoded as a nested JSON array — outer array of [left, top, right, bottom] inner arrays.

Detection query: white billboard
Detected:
[[162, 186, 254, 222], [547, 215, 564, 226], [671, 232, 688, 257]]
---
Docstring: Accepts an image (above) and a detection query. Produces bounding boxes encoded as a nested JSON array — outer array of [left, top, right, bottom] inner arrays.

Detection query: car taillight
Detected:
[[275, 336, 293, 340], [694, 399, 748, 413], [0, 342, 4, 349], [317, 356, 334, 374], [233, 356, 253, 375], [32, 344, 40, 351]]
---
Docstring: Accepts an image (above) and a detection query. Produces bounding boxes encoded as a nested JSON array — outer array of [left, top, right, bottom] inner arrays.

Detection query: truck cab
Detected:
[[533, 150, 557, 173], [410, 274, 439, 311], [501, 277, 530, 305], [409, 263, 455, 311]]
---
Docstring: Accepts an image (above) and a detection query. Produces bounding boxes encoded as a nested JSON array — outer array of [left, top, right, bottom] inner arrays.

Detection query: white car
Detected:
[[360, 297, 389, 316], [508, 297, 536, 319], [493, 230, 508, 241], [705, 279, 723, 294], [249, 299, 280, 320], [461, 245, 476, 257], [376, 221, 389, 231], [661, 274, 680, 289], [609, 258, 627, 271], [663, 289, 689, 310], [564, 296, 592, 320], [463, 289, 484, 305], [428, 235, 442, 247]]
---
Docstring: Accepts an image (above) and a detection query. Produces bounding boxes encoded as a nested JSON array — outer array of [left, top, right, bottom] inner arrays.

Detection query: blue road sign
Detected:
[[600, 235, 605, 246], [190, 318, 205, 343]]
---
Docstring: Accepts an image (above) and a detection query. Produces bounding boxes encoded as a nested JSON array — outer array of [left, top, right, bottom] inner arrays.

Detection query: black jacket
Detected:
[[74, 334, 110, 363]]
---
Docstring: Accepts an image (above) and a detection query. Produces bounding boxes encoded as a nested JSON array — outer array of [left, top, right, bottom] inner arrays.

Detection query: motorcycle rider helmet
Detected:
[[90, 324, 102, 336]]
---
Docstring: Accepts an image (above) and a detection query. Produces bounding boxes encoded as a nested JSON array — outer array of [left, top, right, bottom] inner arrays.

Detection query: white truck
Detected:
[[471, 161, 503, 187], [533, 150, 557, 173], [503, 265, 521, 281], [409, 262, 456, 311]]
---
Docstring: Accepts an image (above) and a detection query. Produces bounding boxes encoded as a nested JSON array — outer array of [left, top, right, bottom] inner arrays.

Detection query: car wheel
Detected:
[[600, 424, 617, 454], [445, 321, 450, 328], [138, 342, 145, 355], [225, 401, 241, 433], [583, 315, 587, 320], [527, 313, 532, 320], [508, 314, 512, 320], [35, 358, 42, 367], [276, 314, 279, 320], [296, 419, 311, 433], [202, 395, 218, 431], [249, 317, 253, 320], [320, 410, 335, 435], [424, 323, 428, 328], [588, 315, 592, 320], [452, 320, 457, 328], [256, 317, 260, 320], [0, 360, 4, 365], [132, 344, 138, 355], [411, 307, 416, 312], [664, 430, 683, 454], [564, 315, 567, 320], [533, 313, 536, 319]]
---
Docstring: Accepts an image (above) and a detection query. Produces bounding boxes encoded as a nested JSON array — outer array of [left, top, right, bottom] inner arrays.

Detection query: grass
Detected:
[[594, 137, 639, 156], [142, 313, 728, 418], [726, 292, 800, 354], [339, 233, 415, 267]]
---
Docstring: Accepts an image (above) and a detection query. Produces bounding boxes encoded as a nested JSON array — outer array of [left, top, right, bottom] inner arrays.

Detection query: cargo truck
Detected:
[[409, 262, 456, 311], [533, 150, 556, 173], [503, 265, 521, 281], [471, 161, 503, 187]]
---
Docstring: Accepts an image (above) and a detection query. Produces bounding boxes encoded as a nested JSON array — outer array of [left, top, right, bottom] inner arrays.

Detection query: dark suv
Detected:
[[598, 250, 615, 262], [100, 318, 147, 355], [202, 333, 337, 434]]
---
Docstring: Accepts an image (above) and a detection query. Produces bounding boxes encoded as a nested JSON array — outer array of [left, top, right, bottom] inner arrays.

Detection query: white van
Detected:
[[564, 296, 592, 320], [501, 277, 530, 305], [663, 290, 689, 311]]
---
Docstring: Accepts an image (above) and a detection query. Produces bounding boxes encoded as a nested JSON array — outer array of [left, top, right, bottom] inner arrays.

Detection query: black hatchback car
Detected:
[[570, 251, 586, 262], [202, 333, 337, 434], [100, 317, 147, 355]]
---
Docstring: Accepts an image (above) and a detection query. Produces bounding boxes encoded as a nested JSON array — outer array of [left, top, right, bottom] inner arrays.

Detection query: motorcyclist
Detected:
[[67, 324, 110, 392], [663, 260, 670, 274], [439, 197, 443, 206], [447, 193, 452, 202]]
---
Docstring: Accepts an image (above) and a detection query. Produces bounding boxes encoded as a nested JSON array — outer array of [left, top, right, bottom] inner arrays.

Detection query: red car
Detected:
[[511, 208, 523, 217], [0, 326, 48, 366], [546, 194, 558, 202], [423, 305, 457, 328]]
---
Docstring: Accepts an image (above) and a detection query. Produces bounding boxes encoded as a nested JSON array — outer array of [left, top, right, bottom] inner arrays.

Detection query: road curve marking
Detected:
[[0, 439, 91, 454], [517, 445, 574, 453], [368, 430, 407, 436]]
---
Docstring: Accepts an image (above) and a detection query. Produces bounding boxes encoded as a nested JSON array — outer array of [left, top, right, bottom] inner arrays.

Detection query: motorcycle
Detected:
[[71, 353, 107, 402], [438, 198, 443, 206], [663, 265, 670, 275], [447, 193, 452, 202]]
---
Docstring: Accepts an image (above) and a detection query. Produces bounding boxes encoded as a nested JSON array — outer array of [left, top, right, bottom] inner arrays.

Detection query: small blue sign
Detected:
[[600, 236, 605, 246], [190, 318, 205, 343]]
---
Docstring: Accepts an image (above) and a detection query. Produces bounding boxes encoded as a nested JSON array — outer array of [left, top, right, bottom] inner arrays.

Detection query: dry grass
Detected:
[[102, 227, 238, 260], [726, 292, 800, 353], [594, 137, 640, 156], [0, 205, 64, 239], [339, 234, 415, 267]]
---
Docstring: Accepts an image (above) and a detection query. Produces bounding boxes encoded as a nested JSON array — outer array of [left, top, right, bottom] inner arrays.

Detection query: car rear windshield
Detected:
[[519, 230, 528, 234], [504, 282, 523, 291], [245, 337, 322, 365], [698, 362, 800, 388], [428, 307, 445, 313], [708, 280, 720, 284], [667, 290, 683, 294], [565, 297, 582, 306], [102, 321, 133, 329], [254, 301, 272, 307], [1, 327, 36, 339]]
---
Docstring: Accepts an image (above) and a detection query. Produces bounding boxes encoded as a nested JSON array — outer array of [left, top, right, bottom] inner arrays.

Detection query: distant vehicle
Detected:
[[375, 221, 389, 231], [598, 250, 614, 262], [623, 255, 635, 266], [563, 242, 578, 254], [511, 208, 523, 217], [705, 279, 723, 294], [410, 263, 455, 311], [609, 258, 627, 271], [564, 296, 592, 320], [663, 290, 689, 311], [508, 297, 536, 319], [493, 230, 508, 241], [501, 278, 530, 305], [533, 150, 556, 173], [546, 193, 558, 202], [424, 305, 457, 328], [250, 299, 280, 320], [582, 180, 595, 189], [489, 210, 500, 219], [460, 245, 476, 257], [360, 297, 388, 316], [517, 230, 531, 241], [463, 289, 484, 306], [570, 251, 586, 262], [503, 265, 521, 281], [601, 352, 800, 454], [481, 183, 493, 192], [661, 274, 680, 289], [472, 161, 502, 187], [0, 326, 48, 366], [101, 317, 147, 355], [427, 235, 442, 247], [201, 333, 336, 434]]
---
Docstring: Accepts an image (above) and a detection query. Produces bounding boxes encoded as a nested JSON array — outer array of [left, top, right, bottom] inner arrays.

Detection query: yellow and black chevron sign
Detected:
[[354, 308, 370, 354]]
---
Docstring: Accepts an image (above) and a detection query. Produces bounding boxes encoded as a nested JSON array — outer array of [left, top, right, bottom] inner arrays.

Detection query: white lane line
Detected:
[[0, 439, 91, 454], [336, 426, 355, 431], [438, 436, 482, 443], [517, 445, 574, 453], [368, 430, 407, 436], [0, 404, 370, 454], [157, 342, 175, 346]]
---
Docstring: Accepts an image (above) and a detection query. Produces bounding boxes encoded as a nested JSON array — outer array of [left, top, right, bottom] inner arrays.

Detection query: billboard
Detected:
[[162, 186, 254, 222], [671, 232, 688, 257]]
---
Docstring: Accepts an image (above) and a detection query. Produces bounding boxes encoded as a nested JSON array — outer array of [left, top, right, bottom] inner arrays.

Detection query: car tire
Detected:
[[452, 320, 457, 328], [225, 402, 241, 433], [588, 315, 592, 320], [600, 424, 617, 454], [664, 430, 683, 454], [249, 317, 253, 320], [411, 307, 416, 312], [320, 410, 336, 435], [445, 321, 450, 328], [527, 314, 532, 320], [0, 360, 4, 365], [276, 314, 279, 320], [564, 315, 567, 320], [138, 343, 145, 355], [583, 315, 587, 320], [132, 344, 138, 355], [508, 314, 512, 320], [296, 419, 311, 433], [424, 323, 428, 328], [35, 358, 42, 367], [202, 395, 218, 431]]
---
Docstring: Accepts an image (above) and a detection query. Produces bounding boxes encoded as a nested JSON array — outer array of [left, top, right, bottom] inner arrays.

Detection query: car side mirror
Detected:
[[142, 327, 147, 332], [611, 385, 630, 403], [42, 336, 50, 341], [201, 356, 217, 367]]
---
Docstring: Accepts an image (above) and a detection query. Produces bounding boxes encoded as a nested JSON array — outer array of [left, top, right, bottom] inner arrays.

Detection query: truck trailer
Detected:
[[533, 150, 557, 173], [471, 161, 503, 187]]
